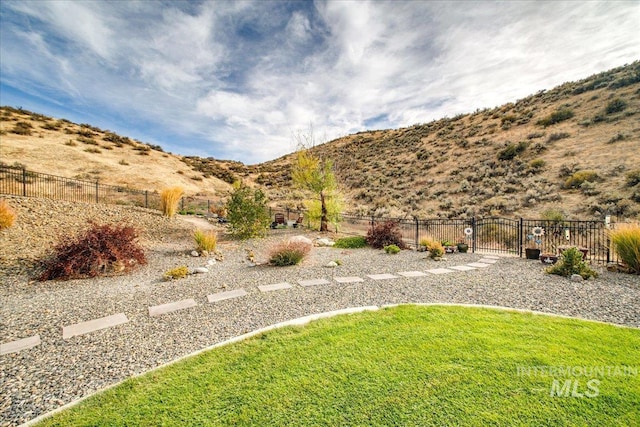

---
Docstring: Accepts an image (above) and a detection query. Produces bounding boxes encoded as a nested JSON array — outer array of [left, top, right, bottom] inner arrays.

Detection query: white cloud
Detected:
[[1, 0, 639, 164]]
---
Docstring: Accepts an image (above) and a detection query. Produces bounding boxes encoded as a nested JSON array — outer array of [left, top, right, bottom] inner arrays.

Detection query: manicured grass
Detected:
[[38, 306, 640, 426]]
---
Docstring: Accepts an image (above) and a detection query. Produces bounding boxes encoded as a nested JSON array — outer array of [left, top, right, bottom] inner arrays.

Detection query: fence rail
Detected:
[[1, 165, 618, 265]]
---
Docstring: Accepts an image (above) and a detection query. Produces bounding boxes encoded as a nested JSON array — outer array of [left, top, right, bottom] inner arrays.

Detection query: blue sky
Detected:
[[1, 1, 638, 164]]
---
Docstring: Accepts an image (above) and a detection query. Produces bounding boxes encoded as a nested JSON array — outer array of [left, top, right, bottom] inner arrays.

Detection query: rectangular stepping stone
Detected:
[[149, 299, 197, 317], [258, 282, 292, 292], [334, 276, 364, 283], [207, 289, 247, 303], [426, 268, 456, 274], [298, 278, 331, 287], [478, 258, 498, 264], [449, 265, 477, 272], [63, 313, 129, 339], [483, 255, 501, 259], [397, 271, 428, 277], [367, 273, 399, 280], [1, 335, 41, 355], [467, 262, 491, 268]]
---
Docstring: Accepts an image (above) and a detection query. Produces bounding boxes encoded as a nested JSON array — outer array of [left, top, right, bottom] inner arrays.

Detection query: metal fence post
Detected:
[[414, 217, 419, 249], [471, 217, 477, 253], [519, 217, 524, 258], [95, 181, 99, 203], [22, 168, 27, 196]]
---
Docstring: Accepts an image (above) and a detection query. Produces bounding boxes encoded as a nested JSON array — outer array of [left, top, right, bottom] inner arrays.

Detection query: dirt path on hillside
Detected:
[[176, 214, 217, 230]]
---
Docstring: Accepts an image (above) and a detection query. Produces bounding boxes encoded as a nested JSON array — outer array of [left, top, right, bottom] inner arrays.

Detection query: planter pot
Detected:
[[525, 248, 541, 260], [540, 254, 559, 264], [457, 243, 469, 253], [558, 246, 588, 259], [443, 245, 458, 254]]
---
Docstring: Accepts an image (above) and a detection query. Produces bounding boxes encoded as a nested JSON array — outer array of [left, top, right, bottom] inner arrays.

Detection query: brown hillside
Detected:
[[255, 62, 640, 220], [1, 62, 639, 220]]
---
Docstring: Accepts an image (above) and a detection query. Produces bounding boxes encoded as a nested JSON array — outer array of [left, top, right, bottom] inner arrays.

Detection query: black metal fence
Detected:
[[0, 165, 161, 209], [1, 165, 618, 265], [338, 214, 614, 265]]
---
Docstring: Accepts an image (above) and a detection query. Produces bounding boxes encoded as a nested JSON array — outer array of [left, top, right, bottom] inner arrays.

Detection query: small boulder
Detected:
[[316, 238, 335, 247], [570, 274, 584, 282], [325, 261, 338, 268], [191, 251, 200, 257], [207, 259, 216, 266], [289, 235, 313, 245], [193, 267, 209, 274]]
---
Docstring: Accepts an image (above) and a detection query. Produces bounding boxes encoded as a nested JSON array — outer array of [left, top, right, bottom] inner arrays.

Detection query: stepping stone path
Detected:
[[207, 289, 247, 303], [258, 282, 293, 292], [63, 313, 129, 339], [3, 256, 502, 354], [149, 299, 197, 317]]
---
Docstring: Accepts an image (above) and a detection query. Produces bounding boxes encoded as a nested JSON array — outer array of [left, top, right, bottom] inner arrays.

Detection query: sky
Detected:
[[1, 1, 638, 165]]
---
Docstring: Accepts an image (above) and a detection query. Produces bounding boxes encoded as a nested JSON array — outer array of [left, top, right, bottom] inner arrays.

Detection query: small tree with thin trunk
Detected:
[[291, 149, 338, 232]]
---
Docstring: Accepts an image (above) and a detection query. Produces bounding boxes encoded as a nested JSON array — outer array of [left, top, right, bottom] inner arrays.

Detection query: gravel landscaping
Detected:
[[1, 199, 639, 426]]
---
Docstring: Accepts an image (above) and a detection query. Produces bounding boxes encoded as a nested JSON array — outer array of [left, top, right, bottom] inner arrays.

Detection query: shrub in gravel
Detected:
[[421, 238, 445, 259], [269, 241, 312, 266], [366, 221, 407, 249], [334, 236, 368, 248], [160, 186, 184, 218], [609, 223, 640, 274], [38, 222, 146, 281], [546, 247, 598, 279], [0, 199, 16, 230], [164, 266, 189, 281], [193, 229, 217, 253], [384, 244, 401, 254]]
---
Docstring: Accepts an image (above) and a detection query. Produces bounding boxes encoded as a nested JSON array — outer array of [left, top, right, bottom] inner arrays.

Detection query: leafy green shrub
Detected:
[[420, 238, 444, 259], [546, 247, 598, 279], [497, 142, 527, 161], [625, 170, 640, 187], [536, 108, 574, 127], [160, 187, 184, 218], [605, 98, 627, 115], [226, 183, 271, 240], [269, 241, 312, 266], [609, 223, 640, 274], [38, 223, 146, 281], [334, 236, 368, 248], [541, 208, 565, 222], [0, 199, 16, 229], [164, 266, 189, 281], [366, 221, 407, 249], [193, 229, 217, 253], [384, 244, 401, 254]]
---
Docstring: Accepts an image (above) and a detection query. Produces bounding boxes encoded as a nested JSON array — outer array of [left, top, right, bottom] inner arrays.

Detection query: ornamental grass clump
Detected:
[[269, 241, 312, 266], [420, 238, 445, 259], [0, 199, 16, 230], [546, 247, 598, 279], [164, 266, 189, 281], [609, 223, 640, 274], [38, 222, 146, 281], [366, 221, 407, 249], [160, 186, 184, 218], [193, 229, 217, 253]]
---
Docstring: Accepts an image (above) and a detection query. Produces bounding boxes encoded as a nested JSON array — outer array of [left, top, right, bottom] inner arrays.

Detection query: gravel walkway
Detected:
[[1, 229, 639, 426]]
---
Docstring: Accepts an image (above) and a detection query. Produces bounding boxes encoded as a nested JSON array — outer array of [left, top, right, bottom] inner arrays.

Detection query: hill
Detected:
[[255, 61, 640, 220], [2, 61, 640, 220]]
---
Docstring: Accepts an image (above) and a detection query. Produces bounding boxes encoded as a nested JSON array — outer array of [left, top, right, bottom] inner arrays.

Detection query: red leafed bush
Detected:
[[366, 221, 407, 249], [38, 222, 146, 281]]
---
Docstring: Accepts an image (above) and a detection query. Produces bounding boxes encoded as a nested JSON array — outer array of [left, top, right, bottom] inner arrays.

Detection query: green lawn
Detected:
[[38, 306, 640, 426]]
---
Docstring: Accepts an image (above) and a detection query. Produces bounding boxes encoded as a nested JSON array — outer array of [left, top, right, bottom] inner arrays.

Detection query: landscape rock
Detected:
[[571, 274, 584, 282], [193, 267, 209, 274], [207, 259, 216, 266], [316, 238, 335, 247], [191, 251, 200, 257], [325, 261, 338, 268], [289, 235, 313, 245]]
